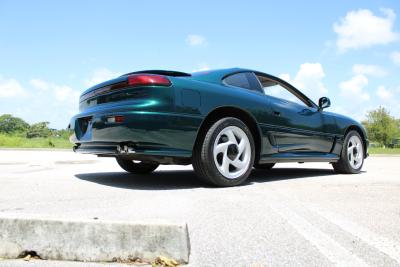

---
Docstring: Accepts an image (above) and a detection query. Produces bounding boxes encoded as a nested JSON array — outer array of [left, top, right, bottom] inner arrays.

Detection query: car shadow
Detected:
[[75, 167, 337, 190]]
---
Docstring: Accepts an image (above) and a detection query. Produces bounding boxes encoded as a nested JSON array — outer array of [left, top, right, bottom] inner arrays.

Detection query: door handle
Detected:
[[299, 108, 313, 115], [273, 111, 281, 116]]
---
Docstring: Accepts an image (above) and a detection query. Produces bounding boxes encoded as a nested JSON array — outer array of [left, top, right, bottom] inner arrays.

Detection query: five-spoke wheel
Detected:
[[333, 130, 364, 174], [347, 135, 363, 170]]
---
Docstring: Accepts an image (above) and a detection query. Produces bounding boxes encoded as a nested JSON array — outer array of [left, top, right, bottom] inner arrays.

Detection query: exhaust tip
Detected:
[[117, 144, 135, 154]]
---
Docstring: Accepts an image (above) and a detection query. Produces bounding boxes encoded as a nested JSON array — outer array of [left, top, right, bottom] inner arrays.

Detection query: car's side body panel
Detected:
[[174, 70, 342, 157], [70, 68, 368, 164]]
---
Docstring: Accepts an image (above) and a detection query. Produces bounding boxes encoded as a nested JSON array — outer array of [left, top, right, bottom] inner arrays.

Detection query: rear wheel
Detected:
[[332, 130, 364, 174], [116, 158, 159, 174], [193, 117, 255, 187]]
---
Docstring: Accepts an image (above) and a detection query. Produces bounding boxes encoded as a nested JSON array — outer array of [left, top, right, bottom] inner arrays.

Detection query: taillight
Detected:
[[106, 115, 124, 123], [128, 74, 171, 87]]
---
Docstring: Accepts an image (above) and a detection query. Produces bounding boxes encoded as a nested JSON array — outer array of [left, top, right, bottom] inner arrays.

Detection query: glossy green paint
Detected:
[[70, 68, 368, 163]]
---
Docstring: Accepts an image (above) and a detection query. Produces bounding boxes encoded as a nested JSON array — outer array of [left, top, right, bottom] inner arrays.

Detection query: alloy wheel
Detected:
[[347, 135, 363, 169], [213, 126, 251, 179]]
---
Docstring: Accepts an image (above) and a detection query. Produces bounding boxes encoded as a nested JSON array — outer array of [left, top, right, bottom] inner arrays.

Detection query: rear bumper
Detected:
[[70, 110, 203, 158], [73, 142, 192, 165], [73, 142, 120, 155]]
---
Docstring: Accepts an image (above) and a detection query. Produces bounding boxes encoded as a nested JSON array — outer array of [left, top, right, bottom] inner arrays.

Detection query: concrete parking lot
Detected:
[[0, 150, 399, 266]]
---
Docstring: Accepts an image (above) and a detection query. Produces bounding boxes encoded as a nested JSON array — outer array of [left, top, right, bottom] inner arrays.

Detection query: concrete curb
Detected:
[[0, 217, 190, 264]]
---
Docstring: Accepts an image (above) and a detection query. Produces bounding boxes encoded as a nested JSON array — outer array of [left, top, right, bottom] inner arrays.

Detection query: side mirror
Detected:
[[318, 97, 331, 110]]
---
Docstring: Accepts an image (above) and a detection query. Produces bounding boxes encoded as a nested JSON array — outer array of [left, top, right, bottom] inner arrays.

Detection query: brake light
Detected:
[[128, 74, 171, 87]]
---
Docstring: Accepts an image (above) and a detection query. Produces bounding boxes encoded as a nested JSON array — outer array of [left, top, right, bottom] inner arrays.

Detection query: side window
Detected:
[[223, 72, 263, 92], [257, 76, 309, 107]]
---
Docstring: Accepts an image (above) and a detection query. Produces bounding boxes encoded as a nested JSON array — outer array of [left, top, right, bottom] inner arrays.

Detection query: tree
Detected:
[[362, 107, 399, 146], [26, 122, 51, 138], [0, 114, 30, 134]]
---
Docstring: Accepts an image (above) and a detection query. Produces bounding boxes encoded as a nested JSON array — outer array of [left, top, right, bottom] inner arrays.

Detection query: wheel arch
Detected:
[[344, 125, 368, 158], [194, 106, 262, 162]]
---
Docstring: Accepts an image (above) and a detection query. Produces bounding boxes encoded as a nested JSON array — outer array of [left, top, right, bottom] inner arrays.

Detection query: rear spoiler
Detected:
[[121, 70, 191, 77]]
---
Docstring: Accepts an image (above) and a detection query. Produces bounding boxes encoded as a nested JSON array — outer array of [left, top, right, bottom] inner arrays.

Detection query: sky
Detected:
[[0, 0, 399, 129]]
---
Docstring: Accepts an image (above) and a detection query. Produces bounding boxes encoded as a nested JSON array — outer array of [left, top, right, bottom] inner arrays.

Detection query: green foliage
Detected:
[[53, 128, 73, 139], [26, 122, 51, 138], [0, 114, 30, 134], [368, 147, 400, 154], [0, 133, 72, 148], [0, 114, 73, 148], [362, 107, 399, 146]]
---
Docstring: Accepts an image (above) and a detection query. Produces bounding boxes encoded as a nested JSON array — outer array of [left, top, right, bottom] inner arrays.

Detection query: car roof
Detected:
[[190, 68, 253, 83], [190, 68, 318, 108]]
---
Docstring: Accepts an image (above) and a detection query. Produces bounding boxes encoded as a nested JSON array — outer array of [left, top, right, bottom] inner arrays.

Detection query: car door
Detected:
[[255, 74, 334, 153]]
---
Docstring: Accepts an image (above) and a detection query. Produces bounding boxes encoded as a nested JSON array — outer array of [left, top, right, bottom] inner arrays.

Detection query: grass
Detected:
[[368, 147, 400, 155], [0, 133, 72, 149]]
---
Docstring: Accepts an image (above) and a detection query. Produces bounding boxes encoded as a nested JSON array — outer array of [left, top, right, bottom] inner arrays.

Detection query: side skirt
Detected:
[[258, 152, 339, 164]]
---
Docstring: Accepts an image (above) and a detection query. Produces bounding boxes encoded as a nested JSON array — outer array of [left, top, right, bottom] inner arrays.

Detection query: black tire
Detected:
[[332, 130, 364, 174], [192, 117, 255, 187], [254, 163, 275, 170], [116, 158, 159, 174]]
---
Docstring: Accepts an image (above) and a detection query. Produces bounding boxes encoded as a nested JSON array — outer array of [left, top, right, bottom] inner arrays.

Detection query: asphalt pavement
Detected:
[[0, 150, 399, 266]]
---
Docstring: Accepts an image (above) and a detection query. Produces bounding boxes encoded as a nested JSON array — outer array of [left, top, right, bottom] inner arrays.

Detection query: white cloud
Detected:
[[390, 51, 400, 65], [30, 78, 50, 91], [53, 85, 79, 102], [333, 8, 399, 52], [376, 85, 393, 101], [369, 86, 400, 118], [352, 64, 386, 77], [186, 34, 207, 46], [334, 74, 371, 120], [0, 78, 80, 129], [30, 78, 80, 104], [279, 73, 291, 82], [0, 77, 27, 98], [280, 62, 328, 102], [192, 63, 210, 73], [192, 67, 210, 73], [339, 74, 370, 101], [84, 68, 121, 87]]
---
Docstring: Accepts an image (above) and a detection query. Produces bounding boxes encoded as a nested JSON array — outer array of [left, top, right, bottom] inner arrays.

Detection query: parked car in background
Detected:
[[387, 138, 400, 148], [70, 68, 368, 186]]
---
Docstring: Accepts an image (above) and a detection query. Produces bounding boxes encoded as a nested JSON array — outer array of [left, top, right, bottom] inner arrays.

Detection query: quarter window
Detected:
[[223, 72, 264, 93], [223, 72, 252, 90]]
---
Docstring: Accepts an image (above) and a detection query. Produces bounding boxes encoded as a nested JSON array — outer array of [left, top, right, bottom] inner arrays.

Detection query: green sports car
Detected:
[[70, 68, 368, 186]]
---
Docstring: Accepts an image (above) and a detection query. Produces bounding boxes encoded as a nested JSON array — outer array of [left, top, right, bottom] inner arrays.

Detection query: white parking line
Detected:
[[270, 203, 368, 266], [310, 207, 400, 264]]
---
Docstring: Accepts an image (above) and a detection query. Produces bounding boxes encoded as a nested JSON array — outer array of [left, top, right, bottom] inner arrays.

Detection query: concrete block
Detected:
[[0, 216, 190, 263]]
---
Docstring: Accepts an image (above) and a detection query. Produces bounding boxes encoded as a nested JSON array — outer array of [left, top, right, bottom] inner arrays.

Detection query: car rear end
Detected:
[[69, 71, 200, 162]]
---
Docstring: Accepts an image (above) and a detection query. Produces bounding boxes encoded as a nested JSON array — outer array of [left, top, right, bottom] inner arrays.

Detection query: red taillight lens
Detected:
[[115, 115, 124, 123], [128, 74, 171, 87]]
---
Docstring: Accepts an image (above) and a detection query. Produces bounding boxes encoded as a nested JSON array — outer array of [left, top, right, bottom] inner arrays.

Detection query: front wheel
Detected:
[[116, 158, 159, 174], [193, 117, 255, 187], [332, 130, 365, 174]]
